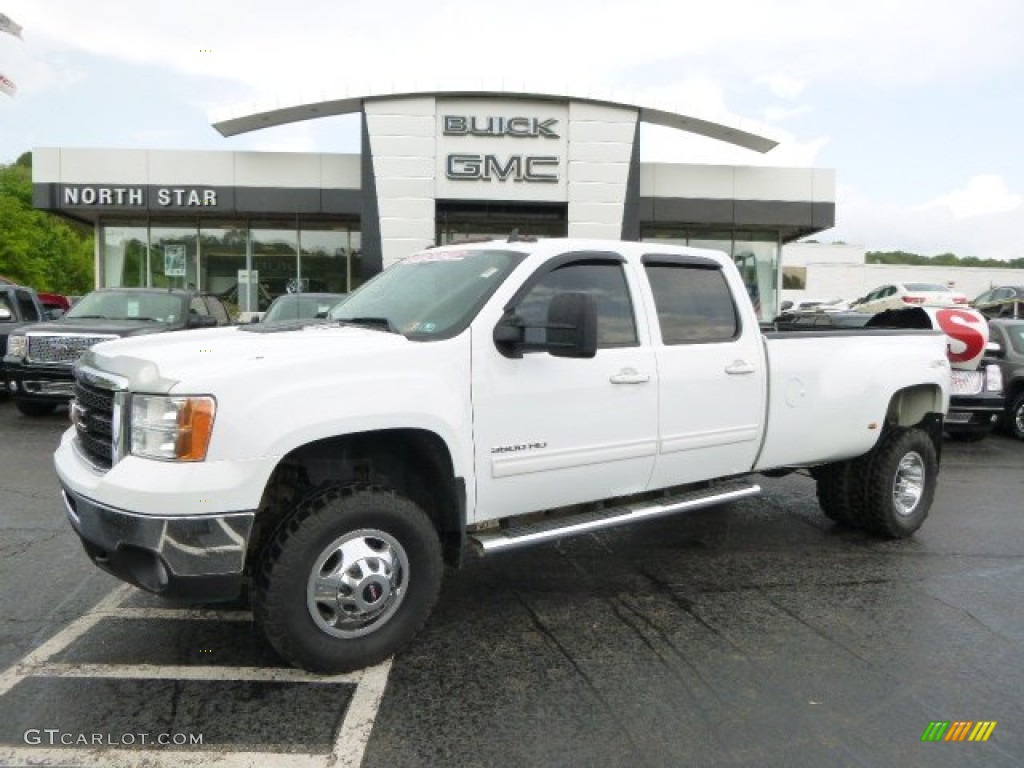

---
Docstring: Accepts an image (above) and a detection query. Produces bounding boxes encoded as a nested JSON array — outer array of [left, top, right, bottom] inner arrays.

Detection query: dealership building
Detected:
[[31, 87, 836, 319]]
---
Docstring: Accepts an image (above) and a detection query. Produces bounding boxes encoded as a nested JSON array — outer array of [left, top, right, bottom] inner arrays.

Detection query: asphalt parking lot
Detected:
[[0, 400, 1022, 767]]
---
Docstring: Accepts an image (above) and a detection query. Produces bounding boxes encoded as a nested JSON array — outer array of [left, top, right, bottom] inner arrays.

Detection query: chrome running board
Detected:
[[470, 480, 760, 554]]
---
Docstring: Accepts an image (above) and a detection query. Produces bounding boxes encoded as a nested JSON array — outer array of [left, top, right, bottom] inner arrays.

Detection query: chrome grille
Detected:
[[27, 334, 116, 365], [950, 369, 983, 396], [72, 379, 116, 469]]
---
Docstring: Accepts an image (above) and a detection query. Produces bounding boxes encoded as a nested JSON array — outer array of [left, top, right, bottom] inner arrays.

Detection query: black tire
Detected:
[[1003, 393, 1024, 441], [15, 400, 57, 418], [814, 461, 862, 528], [859, 428, 937, 538], [254, 484, 443, 674]]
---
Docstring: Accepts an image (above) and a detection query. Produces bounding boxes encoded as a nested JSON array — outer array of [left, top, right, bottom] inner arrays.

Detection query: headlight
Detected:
[[984, 364, 1003, 393], [130, 395, 216, 461], [7, 334, 27, 358]]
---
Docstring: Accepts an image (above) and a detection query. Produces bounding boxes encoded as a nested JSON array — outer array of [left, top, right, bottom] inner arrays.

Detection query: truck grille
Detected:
[[72, 379, 116, 469], [950, 369, 984, 396], [27, 334, 116, 365]]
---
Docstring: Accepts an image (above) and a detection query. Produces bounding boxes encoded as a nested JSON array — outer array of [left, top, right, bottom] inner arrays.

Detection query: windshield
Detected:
[[1007, 326, 1024, 354], [66, 291, 184, 323], [329, 248, 526, 339], [263, 294, 347, 323]]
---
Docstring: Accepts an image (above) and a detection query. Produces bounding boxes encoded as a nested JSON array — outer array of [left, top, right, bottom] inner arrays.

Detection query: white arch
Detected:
[[209, 84, 779, 153]]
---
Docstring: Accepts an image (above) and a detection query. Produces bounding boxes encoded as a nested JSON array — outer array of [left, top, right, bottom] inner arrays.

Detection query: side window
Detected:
[[514, 260, 638, 348], [644, 264, 739, 344], [189, 296, 209, 317], [16, 290, 40, 321], [204, 297, 230, 325]]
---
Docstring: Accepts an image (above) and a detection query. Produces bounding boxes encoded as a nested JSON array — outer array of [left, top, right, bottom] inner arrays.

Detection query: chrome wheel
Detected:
[[306, 529, 409, 639], [892, 451, 925, 517]]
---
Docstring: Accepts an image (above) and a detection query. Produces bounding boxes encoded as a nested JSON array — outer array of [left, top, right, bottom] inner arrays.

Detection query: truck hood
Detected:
[[20, 318, 172, 337], [77, 323, 410, 393]]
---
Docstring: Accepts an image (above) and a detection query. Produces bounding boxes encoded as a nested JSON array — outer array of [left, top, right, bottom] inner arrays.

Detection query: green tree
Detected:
[[866, 250, 1024, 269], [0, 153, 94, 293]]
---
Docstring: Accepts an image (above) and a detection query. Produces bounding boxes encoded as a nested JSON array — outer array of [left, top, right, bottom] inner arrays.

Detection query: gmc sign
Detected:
[[442, 114, 562, 183]]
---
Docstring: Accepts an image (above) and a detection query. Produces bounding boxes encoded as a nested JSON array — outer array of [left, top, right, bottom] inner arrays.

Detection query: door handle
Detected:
[[610, 368, 650, 385], [724, 360, 756, 375]]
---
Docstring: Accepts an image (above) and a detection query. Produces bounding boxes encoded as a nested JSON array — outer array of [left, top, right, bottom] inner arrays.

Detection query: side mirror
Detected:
[[0, 306, 11, 321], [985, 341, 1004, 358], [546, 292, 597, 358], [188, 314, 218, 329], [780, 300, 793, 312], [493, 291, 598, 359]]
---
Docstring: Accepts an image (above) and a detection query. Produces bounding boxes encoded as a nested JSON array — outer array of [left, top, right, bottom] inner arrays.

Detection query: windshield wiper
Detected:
[[66, 314, 108, 319], [336, 317, 399, 334]]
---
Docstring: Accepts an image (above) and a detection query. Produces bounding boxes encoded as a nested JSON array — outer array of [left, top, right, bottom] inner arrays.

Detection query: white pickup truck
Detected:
[[55, 238, 951, 673]]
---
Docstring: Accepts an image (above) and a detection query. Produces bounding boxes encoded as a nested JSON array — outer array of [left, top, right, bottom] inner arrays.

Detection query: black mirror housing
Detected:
[[189, 314, 218, 329], [546, 292, 598, 358], [493, 291, 598, 359]]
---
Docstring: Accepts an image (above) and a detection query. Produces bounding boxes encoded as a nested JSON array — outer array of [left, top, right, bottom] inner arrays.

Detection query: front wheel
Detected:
[[860, 428, 937, 538], [254, 484, 443, 674], [1003, 393, 1024, 441]]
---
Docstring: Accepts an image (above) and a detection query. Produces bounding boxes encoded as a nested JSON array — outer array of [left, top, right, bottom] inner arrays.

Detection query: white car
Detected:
[[852, 282, 968, 314]]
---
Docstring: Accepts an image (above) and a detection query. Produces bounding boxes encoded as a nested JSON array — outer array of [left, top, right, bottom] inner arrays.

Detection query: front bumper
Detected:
[[945, 392, 1005, 435], [60, 483, 255, 601], [4, 360, 74, 403]]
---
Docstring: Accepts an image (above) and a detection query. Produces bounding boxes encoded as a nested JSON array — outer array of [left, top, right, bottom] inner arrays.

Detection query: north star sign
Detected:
[[443, 115, 560, 183], [61, 186, 219, 207]]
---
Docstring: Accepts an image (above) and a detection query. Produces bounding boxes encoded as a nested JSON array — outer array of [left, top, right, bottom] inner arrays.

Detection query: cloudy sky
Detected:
[[1, 0, 1022, 259]]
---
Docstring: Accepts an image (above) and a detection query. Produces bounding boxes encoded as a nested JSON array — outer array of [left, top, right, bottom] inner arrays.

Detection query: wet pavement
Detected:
[[0, 401, 1021, 767]]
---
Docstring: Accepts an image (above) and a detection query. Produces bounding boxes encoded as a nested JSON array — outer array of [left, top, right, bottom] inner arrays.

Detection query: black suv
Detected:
[[1, 285, 47, 397], [4, 288, 232, 417], [988, 319, 1024, 440], [971, 286, 1024, 319]]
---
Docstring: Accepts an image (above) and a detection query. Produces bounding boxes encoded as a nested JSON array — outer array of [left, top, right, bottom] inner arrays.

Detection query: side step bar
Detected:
[[470, 480, 761, 554]]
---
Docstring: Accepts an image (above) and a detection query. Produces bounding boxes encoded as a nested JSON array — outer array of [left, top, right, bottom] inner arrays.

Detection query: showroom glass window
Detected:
[[100, 223, 148, 288], [149, 221, 199, 289], [200, 222, 248, 318], [733, 231, 779, 321], [251, 222, 298, 311], [300, 222, 360, 294]]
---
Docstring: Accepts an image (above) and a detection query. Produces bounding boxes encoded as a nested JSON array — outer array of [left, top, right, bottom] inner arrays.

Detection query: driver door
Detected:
[[471, 254, 658, 522]]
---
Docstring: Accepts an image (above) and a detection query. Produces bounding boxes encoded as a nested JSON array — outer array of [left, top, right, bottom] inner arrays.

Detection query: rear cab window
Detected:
[[641, 254, 740, 344]]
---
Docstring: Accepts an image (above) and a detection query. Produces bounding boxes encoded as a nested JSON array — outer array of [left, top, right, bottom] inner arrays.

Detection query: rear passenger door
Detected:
[[640, 254, 766, 487]]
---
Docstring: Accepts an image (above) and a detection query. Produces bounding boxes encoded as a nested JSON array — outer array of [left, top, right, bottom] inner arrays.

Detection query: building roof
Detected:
[[209, 84, 780, 153]]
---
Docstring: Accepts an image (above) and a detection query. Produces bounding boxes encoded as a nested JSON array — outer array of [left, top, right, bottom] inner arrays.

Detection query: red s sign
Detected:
[[934, 308, 986, 364]]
